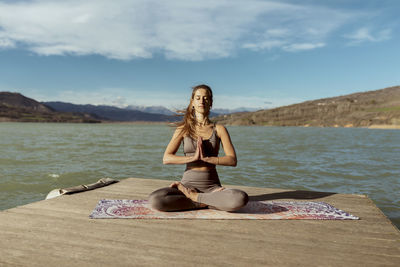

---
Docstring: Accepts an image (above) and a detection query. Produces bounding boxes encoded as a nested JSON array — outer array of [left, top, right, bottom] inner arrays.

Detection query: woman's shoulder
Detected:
[[214, 123, 228, 137], [172, 126, 186, 138], [214, 123, 226, 130]]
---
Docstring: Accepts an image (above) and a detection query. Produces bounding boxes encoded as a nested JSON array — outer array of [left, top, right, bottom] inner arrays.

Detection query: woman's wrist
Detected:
[[187, 156, 196, 163], [204, 156, 218, 165]]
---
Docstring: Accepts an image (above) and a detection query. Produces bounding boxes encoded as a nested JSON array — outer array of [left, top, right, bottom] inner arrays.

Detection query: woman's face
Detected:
[[192, 88, 211, 114]]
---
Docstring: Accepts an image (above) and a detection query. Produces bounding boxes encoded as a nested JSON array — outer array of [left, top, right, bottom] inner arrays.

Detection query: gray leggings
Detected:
[[149, 169, 248, 212]]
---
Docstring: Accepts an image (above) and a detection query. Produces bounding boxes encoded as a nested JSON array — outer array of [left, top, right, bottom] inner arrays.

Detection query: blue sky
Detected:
[[0, 0, 399, 110]]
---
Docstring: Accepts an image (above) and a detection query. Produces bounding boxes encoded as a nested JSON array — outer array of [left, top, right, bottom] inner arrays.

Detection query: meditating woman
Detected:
[[149, 84, 248, 212]]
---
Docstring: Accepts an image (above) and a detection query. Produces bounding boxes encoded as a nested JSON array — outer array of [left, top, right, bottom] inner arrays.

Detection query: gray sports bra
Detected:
[[183, 126, 220, 157]]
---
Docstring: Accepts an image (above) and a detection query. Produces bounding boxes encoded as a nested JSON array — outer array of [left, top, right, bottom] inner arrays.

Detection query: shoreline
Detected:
[[367, 124, 400, 129]]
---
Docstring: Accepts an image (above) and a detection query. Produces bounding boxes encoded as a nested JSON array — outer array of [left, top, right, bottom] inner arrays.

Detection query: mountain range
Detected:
[[0, 92, 255, 123], [0, 92, 100, 123], [2, 86, 400, 127], [43, 102, 177, 122]]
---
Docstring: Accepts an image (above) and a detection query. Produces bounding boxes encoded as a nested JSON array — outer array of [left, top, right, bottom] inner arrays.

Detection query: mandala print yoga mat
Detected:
[[89, 199, 359, 220]]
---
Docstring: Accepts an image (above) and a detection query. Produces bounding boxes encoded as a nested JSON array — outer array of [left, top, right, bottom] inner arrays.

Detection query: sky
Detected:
[[0, 0, 399, 110]]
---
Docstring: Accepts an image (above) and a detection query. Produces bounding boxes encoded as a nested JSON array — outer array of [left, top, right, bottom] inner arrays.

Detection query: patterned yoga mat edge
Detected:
[[89, 199, 360, 220]]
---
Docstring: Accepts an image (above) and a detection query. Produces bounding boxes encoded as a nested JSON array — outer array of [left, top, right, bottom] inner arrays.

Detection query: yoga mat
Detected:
[[89, 199, 359, 220]]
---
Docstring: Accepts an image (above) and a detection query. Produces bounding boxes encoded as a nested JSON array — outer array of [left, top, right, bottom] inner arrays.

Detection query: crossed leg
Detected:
[[149, 183, 248, 212], [197, 187, 249, 211], [148, 186, 202, 212]]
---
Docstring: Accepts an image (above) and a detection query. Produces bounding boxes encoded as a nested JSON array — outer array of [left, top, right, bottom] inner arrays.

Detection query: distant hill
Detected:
[[0, 92, 53, 112], [0, 92, 99, 123], [126, 105, 175, 116], [214, 86, 400, 128], [5, 87, 399, 127], [43, 102, 177, 122]]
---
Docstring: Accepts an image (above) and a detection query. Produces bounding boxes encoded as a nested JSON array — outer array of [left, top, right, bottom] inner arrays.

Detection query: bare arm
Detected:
[[163, 128, 201, 165], [201, 124, 237, 167]]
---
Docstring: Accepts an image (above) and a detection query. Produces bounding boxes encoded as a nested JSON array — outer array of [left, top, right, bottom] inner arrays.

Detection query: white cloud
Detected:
[[0, 0, 359, 60], [0, 38, 14, 48], [283, 42, 325, 52], [0, 32, 15, 48], [111, 96, 128, 108], [345, 27, 392, 45], [241, 3, 353, 52], [243, 40, 287, 51]]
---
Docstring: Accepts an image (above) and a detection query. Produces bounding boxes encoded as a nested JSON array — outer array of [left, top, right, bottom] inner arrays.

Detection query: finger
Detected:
[[192, 145, 199, 159], [199, 142, 204, 157], [194, 140, 201, 160]]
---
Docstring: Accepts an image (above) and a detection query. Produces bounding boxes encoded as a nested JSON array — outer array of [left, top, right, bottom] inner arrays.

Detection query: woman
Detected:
[[149, 84, 248, 212]]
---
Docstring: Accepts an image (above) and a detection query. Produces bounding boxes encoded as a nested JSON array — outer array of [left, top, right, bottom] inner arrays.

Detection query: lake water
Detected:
[[1, 123, 399, 229]]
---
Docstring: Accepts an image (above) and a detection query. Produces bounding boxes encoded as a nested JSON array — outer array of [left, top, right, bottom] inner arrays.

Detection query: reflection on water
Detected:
[[0, 123, 399, 228]]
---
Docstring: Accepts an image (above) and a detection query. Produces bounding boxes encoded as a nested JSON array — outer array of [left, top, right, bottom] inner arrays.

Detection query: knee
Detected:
[[149, 193, 168, 211], [148, 188, 169, 211], [225, 190, 249, 211]]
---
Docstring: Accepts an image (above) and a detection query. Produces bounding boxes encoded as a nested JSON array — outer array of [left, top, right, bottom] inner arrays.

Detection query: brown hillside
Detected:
[[214, 86, 400, 127], [0, 92, 100, 123], [0, 92, 53, 112]]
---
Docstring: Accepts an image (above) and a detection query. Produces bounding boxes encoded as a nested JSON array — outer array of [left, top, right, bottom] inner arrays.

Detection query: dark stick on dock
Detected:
[[0, 178, 399, 266]]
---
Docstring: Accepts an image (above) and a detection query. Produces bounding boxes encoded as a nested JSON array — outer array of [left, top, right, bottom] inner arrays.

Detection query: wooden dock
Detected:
[[0, 178, 399, 266]]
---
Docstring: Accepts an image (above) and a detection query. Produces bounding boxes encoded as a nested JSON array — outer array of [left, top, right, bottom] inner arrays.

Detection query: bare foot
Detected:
[[175, 182, 208, 208], [176, 183, 198, 201], [212, 187, 225, 192]]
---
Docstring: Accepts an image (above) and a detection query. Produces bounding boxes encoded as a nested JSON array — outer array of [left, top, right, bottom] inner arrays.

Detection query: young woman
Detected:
[[149, 84, 248, 212]]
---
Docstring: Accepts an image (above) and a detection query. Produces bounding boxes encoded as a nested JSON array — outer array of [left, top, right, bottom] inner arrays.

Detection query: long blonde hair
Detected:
[[175, 84, 213, 138]]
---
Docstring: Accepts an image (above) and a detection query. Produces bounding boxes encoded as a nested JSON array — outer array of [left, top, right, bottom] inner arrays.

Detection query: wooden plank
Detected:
[[0, 178, 399, 266]]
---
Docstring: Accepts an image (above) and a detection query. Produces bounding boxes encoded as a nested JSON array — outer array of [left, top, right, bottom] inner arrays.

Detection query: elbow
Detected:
[[163, 152, 178, 165], [230, 157, 237, 167], [162, 156, 170, 165]]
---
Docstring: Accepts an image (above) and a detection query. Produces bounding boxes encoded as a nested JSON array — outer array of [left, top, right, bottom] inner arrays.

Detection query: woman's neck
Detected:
[[195, 112, 209, 126]]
